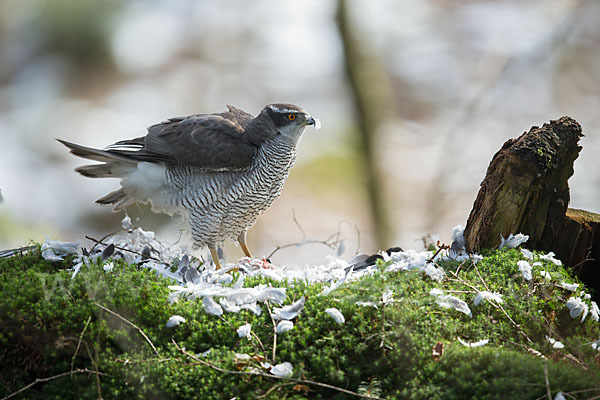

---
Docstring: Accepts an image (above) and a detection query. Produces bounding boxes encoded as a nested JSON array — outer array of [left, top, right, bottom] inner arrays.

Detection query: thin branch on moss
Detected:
[[251, 331, 267, 356], [472, 262, 491, 293], [93, 302, 160, 357], [114, 357, 176, 364], [172, 339, 386, 400], [265, 300, 278, 363], [0, 369, 109, 400], [257, 382, 296, 399], [447, 270, 533, 344], [71, 315, 92, 372], [543, 359, 552, 400], [63, 333, 102, 398], [93, 343, 102, 399]]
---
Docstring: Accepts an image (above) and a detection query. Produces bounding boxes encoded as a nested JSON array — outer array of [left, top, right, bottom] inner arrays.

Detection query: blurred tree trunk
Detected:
[[336, 0, 396, 249]]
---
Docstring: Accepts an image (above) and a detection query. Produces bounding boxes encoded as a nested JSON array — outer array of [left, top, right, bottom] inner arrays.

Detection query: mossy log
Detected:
[[464, 117, 599, 294]]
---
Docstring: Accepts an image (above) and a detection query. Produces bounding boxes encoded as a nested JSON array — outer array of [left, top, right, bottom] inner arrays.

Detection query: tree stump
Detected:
[[464, 117, 600, 294]]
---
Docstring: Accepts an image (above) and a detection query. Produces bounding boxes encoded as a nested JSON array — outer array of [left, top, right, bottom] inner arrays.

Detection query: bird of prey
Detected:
[[59, 103, 318, 269]]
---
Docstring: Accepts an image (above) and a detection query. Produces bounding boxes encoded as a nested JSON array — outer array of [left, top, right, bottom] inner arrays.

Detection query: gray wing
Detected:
[[110, 106, 258, 170]]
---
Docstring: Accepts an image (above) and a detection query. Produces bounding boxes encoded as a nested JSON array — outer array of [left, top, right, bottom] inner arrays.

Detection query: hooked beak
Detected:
[[305, 115, 321, 129]]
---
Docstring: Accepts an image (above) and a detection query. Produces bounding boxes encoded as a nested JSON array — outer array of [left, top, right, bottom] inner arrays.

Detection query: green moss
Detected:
[[0, 247, 598, 399]]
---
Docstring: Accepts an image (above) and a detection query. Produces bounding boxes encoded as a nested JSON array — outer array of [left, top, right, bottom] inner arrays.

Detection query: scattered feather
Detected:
[[41, 237, 79, 261], [166, 315, 186, 328], [520, 248, 533, 260], [559, 282, 579, 291], [473, 291, 503, 305], [237, 323, 252, 339], [546, 336, 564, 349], [539, 252, 562, 266], [103, 262, 115, 272], [554, 392, 566, 400], [313, 118, 322, 130], [256, 287, 287, 305], [382, 290, 394, 305], [517, 260, 532, 281], [590, 301, 599, 322], [273, 297, 305, 321], [121, 214, 132, 229], [270, 362, 293, 377], [240, 303, 262, 316], [449, 225, 466, 258], [539, 270, 551, 280], [499, 233, 529, 249], [457, 337, 489, 347], [430, 289, 472, 317], [202, 296, 223, 316], [276, 320, 294, 333], [321, 265, 353, 295], [566, 297, 588, 322], [219, 298, 241, 313], [325, 308, 345, 325]]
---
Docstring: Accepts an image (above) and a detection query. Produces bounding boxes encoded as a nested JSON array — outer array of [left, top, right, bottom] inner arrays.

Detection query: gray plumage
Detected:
[[59, 104, 317, 267]]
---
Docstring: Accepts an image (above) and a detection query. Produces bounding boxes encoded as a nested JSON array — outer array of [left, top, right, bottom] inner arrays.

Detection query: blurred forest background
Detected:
[[0, 0, 599, 265]]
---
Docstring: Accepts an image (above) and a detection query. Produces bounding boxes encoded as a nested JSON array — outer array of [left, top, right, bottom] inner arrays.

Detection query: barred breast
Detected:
[[165, 134, 297, 249]]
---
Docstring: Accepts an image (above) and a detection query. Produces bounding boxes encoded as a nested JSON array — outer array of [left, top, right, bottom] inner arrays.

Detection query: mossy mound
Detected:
[[0, 247, 599, 399]]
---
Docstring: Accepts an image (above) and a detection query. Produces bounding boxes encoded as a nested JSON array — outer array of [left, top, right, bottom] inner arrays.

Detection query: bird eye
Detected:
[[287, 113, 296, 121]]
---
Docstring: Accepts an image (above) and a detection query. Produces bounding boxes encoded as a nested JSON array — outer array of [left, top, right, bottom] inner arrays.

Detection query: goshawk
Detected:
[[59, 103, 318, 269]]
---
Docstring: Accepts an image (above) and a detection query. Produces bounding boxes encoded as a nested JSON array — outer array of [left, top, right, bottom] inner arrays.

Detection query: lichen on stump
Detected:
[[464, 116, 600, 295]]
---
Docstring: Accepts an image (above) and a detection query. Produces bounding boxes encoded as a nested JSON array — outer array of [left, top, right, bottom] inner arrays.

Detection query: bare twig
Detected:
[[267, 232, 342, 260], [93, 343, 102, 399], [571, 257, 595, 271], [472, 262, 491, 292], [265, 301, 278, 363], [379, 291, 387, 352], [427, 242, 449, 263], [71, 316, 92, 372], [0, 369, 109, 400], [0, 245, 37, 259], [93, 303, 160, 357], [172, 340, 386, 400], [114, 357, 175, 364], [543, 359, 552, 400], [257, 382, 296, 398], [447, 270, 533, 344], [292, 209, 306, 242], [267, 212, 344, 259], [250, 331, 267, 356]]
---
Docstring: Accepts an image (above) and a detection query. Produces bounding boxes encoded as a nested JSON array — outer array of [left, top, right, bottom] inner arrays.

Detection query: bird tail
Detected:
[[58, 138, 142, 211], [57, 139, 138, 163], [58, 138, 140, 179], [95, 188, 135, 211]]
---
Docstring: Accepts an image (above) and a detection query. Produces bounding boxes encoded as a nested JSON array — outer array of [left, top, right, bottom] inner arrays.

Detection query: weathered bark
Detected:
[[464, 116, 582, 251], [464, 116, 600, 294], [560, 209, 600, 290]]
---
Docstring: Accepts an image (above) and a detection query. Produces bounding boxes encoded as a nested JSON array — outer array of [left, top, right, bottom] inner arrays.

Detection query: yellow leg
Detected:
[[237, 232, 253, 258], [239, 241, 252, 258], [210, 248, 222, 270]]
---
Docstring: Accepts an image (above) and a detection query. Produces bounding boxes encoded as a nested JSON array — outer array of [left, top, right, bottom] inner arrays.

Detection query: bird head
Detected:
[[259, 103, 319, 143]]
